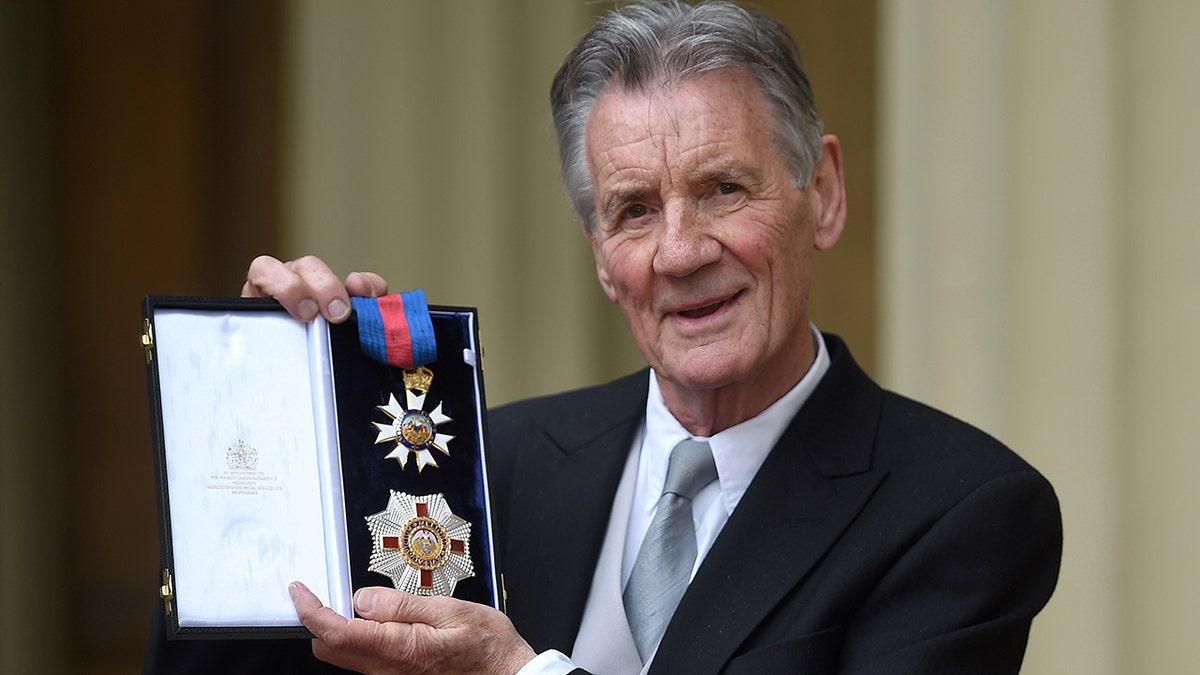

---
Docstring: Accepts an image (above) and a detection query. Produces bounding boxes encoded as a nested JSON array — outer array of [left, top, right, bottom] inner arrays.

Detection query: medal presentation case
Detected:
[[142, 296, 499, 638]]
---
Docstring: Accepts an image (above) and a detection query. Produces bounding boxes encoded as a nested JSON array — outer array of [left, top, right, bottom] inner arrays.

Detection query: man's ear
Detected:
[[811, 134, 848, 251]]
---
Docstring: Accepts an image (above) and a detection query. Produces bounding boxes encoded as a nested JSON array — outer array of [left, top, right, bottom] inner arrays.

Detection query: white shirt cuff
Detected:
[[515, 649, 578, 675]]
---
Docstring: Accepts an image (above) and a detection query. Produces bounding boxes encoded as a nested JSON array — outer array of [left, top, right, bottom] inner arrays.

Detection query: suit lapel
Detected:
[[651, 336, 887, 673], [501, 372, 648, 653]]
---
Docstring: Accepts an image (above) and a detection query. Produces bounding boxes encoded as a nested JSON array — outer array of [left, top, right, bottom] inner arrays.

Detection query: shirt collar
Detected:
[[643, 325, 832, 515]]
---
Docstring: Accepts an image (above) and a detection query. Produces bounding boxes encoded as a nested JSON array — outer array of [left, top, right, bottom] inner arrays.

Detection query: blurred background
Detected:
[[1, 0, 1196, 672]]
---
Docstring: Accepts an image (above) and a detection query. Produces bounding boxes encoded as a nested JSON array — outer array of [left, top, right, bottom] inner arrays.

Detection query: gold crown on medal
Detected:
[[403, 366, 434, 395]]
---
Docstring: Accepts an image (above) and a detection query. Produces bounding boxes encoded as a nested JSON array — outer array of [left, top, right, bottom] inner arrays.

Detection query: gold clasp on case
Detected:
[[160, 568, 174, 616], [142, 319, 155, 364]]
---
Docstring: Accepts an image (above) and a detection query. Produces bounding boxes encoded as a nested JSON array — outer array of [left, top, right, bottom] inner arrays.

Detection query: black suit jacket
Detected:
[[488, 334, 1061, 674], [145, 334, 1060, 674]]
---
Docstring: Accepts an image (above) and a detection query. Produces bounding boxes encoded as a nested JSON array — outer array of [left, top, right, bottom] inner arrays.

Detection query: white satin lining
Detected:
[[155, 309, 351, 627]]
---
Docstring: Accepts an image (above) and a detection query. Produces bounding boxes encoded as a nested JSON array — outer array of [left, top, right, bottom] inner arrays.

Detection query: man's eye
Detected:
[[717, 182, 741, 195], [624, 204, 648, 219]]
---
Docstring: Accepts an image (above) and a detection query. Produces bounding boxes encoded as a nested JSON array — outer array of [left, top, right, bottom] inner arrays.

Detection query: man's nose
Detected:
[[652, 202, 720, 277]]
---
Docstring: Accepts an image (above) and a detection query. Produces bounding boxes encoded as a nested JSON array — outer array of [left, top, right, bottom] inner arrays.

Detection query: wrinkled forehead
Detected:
[[596, 64, 767, 109], [586, 68, 774, 147]]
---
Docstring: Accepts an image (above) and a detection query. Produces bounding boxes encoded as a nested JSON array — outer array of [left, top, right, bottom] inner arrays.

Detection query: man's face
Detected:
[[585, 68, 843, 399]]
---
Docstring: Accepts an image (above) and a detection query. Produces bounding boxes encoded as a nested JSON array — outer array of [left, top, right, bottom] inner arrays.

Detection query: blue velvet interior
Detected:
[[328, 310, 496, 608]]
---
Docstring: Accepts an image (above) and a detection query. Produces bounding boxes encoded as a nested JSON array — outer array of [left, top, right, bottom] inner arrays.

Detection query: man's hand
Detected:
[[290, 581, 537, 675], [242, 255, 389, 323]]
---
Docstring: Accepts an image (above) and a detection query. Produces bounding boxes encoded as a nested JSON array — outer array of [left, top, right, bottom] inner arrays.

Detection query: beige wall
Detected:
[[1122, 3, 1200, 669], [881, 1, 1200, 672], [286, 1, 639, 407]]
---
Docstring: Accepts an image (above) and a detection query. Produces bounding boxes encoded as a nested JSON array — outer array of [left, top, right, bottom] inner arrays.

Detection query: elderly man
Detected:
[[148, 1, 1060, 673]]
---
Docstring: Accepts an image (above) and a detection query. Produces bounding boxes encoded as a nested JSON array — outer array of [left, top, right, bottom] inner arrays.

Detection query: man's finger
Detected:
[[290, 582, 388, 673], [244, 255, 321, 321], [285, 256, 353, 323], [354, 586, 428, 623], [345, 271, 389, 298], [353, 586, 467, 627], [242, 255, 387, 324], [289, 581, 349, 634]]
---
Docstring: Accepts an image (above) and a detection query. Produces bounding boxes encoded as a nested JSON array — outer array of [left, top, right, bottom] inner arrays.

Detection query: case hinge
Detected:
[[142, 319, 155, 364], [160, 568, 174, 616]]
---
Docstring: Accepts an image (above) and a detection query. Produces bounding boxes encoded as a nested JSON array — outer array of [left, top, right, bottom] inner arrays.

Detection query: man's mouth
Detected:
[[678, 301, 724, 319], [675, 292, 738, 320]]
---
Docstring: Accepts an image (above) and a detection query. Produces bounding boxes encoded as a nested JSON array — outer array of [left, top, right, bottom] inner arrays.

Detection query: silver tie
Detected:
[[623, 439, 718, 662]]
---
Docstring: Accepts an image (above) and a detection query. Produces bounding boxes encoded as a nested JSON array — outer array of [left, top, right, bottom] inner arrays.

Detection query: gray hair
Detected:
[[550, 0, 824, 235]]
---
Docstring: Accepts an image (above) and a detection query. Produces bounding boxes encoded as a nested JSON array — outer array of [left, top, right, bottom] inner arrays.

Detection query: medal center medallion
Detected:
[[372, 383, 454, 472], [397, 516, 450, 570], [397, 410, 435, 449]]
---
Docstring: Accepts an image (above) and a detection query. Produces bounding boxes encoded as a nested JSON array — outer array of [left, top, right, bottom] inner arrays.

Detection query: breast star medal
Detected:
[[372, 366, 453, 471], [365, 491, 474, 596]]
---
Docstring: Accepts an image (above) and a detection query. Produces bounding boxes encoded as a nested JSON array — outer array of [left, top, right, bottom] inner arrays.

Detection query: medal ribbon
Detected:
[[351, 289, 437, 369]]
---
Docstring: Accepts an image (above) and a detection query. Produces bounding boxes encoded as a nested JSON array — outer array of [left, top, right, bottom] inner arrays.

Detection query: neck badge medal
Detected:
[[372, 366, 453, 472]]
